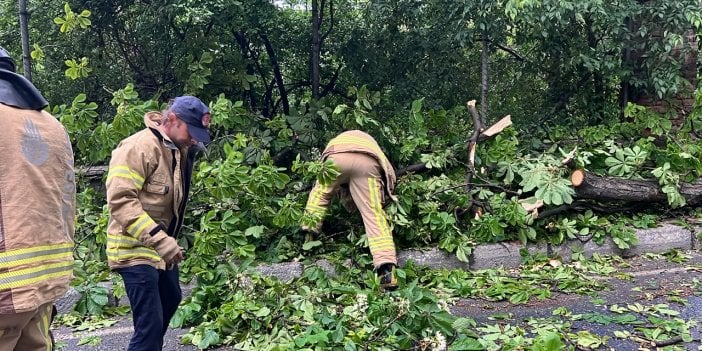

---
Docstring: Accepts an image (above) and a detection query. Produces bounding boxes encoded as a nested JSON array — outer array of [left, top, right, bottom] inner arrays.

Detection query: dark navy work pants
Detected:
[[117, 265, 182, 351]]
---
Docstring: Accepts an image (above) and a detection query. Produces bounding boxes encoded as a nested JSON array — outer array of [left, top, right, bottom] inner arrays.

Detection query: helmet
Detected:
[[0, 46, 16, 72]]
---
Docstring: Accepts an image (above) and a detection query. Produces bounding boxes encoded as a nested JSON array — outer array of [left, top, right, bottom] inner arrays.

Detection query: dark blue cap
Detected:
[[170, 96, 211, 144]]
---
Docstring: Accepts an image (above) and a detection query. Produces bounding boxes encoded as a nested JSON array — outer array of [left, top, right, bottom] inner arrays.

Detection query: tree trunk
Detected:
[[261, 34, 289, 116], [571, 169, 702, 206], [619, 16, 633, 121], [18, 0, 32, 81], [479, 31, 489, 126], [310, 0, 321, 99], [464, 100, 482, 193]]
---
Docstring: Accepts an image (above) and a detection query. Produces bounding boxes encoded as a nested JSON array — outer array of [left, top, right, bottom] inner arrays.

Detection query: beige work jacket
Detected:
[[105, 112, 191, 270], [0, 103, 75, 314]]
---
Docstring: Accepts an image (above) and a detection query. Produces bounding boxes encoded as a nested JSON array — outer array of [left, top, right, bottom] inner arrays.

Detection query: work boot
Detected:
[[377, 263, 398, 291], [301, 228, 318, 242]]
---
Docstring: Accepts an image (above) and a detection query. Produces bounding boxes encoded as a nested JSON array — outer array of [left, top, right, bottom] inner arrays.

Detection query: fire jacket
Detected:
[[0, 103, 75, 314], [322, 130, 398, 202], [106, 112, 197, 270]]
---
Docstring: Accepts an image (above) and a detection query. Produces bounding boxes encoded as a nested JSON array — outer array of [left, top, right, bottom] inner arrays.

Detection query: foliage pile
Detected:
[[56, 86, 702, 349]]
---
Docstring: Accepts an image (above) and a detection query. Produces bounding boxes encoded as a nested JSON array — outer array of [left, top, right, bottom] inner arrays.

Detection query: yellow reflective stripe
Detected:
[[306, 184, 329, 213], [0, 243, 72, 270], [304, 184, 330, 230], [306, 204, 326, 213], [368, 236, 394, 246], [367, 177, 394, 254], [39, 305, 51, 349], [126, 213, 155, 238], [326, 136, 389, 169], [107, 233, 142, 247], [327, 136, 381, 154], [368, 237, 395, 251], [106, 233, 160, 262], [107, 166, 145, 190], [368, 178, 392, 240], [369, 243, 396, 251], [0, 261, 73, 290], [106, 247, 160, 262]]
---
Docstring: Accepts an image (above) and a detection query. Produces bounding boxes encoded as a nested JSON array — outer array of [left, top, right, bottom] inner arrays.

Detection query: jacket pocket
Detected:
[[145, 182, 169, 195], [142, 180, 170, 218]]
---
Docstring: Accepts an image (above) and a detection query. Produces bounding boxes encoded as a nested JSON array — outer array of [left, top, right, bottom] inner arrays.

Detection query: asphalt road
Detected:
[[452, 252, 702, 350], [53, 251, 702, 351]]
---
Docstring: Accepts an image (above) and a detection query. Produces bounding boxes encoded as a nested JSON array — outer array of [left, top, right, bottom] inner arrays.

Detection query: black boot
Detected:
[[377, 263, 398, 291]]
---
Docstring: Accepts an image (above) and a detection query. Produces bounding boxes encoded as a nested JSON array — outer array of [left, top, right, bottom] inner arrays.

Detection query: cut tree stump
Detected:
[[571, 169, 702, 206]]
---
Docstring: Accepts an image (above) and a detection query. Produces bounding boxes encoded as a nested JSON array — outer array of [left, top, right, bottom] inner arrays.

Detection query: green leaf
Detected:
[[533, 331, 565, 351], [303, 240, 322, 251], [244, 225, 265, 238], [255, 306, 271, 317], [196, 329, 220, 349]]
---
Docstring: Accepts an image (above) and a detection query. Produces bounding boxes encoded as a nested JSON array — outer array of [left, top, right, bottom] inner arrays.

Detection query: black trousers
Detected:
[[117, 265, 182, 351]]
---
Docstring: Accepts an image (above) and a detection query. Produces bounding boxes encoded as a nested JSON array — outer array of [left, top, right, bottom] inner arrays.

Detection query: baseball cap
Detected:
[[170, 95, 211, 144]]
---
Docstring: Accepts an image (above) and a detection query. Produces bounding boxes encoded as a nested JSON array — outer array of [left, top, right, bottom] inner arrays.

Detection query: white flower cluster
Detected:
[[234, 273, 254, 293], [420, 330, 447, 351], [393, 296, 410, 316], [437, 299, 451, 313], [432, 288, 457, 314], [343, 293, 369, 320], [355, 293, 368, 314]]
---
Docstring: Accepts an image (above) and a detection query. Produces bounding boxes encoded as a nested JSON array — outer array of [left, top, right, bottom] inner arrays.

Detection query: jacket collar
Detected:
[[145, 111, 180, 150]]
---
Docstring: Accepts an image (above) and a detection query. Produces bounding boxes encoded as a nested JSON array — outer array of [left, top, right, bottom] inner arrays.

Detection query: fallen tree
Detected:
[[570, 169, 702, 206]]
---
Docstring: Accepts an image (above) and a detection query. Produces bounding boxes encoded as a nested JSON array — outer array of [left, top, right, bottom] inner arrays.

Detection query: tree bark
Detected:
[[465, 100, 482, 193], [310, 0, 321, 99], [18, 0, 32, 81], [571, 169, 702, 206], [261, 34, 289, 116], [479, 31, 489, 126]]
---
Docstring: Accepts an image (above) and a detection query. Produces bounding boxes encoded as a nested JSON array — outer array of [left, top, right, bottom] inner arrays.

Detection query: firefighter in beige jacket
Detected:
[[302, 130, 399, 290], [0, 47, 75, 351], [106, 96, 210, 350]]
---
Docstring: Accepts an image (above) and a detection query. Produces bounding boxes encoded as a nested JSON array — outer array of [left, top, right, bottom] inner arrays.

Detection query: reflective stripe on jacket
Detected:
[[106, 111, 193, 270], [322, 130, 398, 202], [0, 103, 75, 314]]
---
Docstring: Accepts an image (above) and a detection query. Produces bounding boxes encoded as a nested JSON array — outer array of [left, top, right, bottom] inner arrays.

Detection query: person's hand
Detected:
[[147, 231, 183, 265], [166, 247, 185, 270]]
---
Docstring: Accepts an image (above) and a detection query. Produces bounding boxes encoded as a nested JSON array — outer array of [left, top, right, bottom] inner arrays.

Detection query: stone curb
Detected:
[[55, 223, 699, 314]]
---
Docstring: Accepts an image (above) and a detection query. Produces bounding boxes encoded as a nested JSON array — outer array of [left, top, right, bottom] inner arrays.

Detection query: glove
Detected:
[[144, 231, 183, 265]]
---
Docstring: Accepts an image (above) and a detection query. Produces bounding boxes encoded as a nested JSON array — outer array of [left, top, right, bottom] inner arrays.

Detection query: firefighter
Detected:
[[105, 96, 210, 350], [0, 46, 76, 351], [302, 130, 399, 290]]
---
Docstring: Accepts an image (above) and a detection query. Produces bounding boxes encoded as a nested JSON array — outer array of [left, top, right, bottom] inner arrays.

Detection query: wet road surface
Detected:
[[54, 251, 702, 350]]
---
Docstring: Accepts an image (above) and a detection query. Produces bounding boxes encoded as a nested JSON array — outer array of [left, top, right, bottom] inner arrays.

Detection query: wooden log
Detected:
[[571, 169, 667, 202], [465, 100, 482, 193], [478, 114, 511, 140], [571, 169, 702, 206]]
